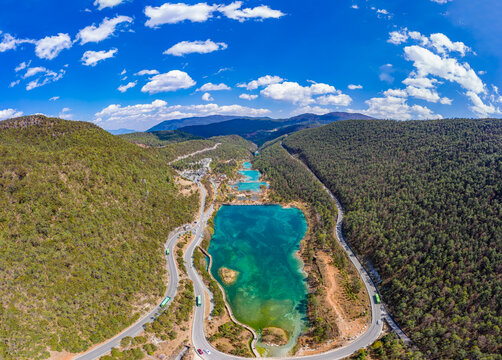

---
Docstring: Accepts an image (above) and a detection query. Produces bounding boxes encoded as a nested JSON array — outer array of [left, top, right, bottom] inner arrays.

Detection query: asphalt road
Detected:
[[168, 143, 221, 165]]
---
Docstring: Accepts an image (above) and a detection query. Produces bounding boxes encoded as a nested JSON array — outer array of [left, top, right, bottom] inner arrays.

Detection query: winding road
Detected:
[[76, 145, 409, 360], [74, 182, 206, 360], [186, 151, 386, 360], [168, 143, 221, 165]]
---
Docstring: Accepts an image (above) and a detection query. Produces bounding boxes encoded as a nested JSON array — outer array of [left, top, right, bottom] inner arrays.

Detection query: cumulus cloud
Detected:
[[0, 33, 34, 52], [145, 3, 218, 27], [404, 45, 484, 94], [261, 81, 351, 106], [388, 29, 470, 57], [77, 16, 133, 45], [94, 99, 270, 130], [201, 92, 213, 101], [9, 80, 20, 88], [118, 81, 137, 93], [35, 33, 72, 60], [359, 94, 442, 120], [348, 84, 363, 90], [23, 67, 65, 90], [144, 1, 284, 27], [135, 69, 159, 76], [59, 107, 73, 119], [141, 70, 196, 94], [466, 91, 500, 117], [81, 49, 117, 66], [23, 66, 47, 78], [388, 29, 409, 45], [15, 61, 30, 72], [238, 75, 284, 90], [94, 0, 126, 10], [197, 82, 230, 91], [317, 94, 352, 106], [164, 39, 227, 56], [239, 94, 258, 100], [218, 1, 285, 22], [0, 108, 23, 120]]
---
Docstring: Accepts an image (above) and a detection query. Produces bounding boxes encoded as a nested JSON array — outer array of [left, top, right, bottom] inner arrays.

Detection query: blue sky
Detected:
[[1, 0, 501, 130]]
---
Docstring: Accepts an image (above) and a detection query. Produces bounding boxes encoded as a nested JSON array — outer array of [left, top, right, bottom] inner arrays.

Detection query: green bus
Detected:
[[374, 294, 381, 304], [160, 296, 170, 307], [196, 295, 201, 307], [165, 248, 170, 255]]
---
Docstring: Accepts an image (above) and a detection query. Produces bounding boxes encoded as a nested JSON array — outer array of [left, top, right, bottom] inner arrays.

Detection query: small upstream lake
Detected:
[[233, 162, 268, 193], [208, 205, 308, 357]]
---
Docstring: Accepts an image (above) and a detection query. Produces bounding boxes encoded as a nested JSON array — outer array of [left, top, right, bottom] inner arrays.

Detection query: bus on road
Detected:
[[160, 296, 170, 307], [196, 295, 201, 307], [374, 294, 381, 304]]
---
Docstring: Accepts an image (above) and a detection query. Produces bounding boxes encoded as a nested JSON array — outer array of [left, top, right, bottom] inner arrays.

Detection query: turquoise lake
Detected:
[[233, 162, 269, 193], [208, 205, 308, 356]]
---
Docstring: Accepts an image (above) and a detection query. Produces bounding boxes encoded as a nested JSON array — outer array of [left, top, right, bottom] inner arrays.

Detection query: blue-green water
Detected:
[[208, 205, 308, 356], [233, 162, 269, 193]]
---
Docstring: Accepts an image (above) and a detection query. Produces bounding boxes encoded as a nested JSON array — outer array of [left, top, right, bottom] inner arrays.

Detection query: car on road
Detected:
[[197, 349, 203, 355], [205, 349, 211, 354]]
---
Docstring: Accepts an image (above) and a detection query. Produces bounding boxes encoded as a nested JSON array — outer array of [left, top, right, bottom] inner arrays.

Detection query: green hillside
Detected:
[[0, 116, 199, 359], [118, 130, 202, 147], [283, 119, 502, 359]]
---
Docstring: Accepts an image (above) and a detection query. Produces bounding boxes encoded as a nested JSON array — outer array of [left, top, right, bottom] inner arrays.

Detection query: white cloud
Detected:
[[24, 68, 65, 91], [383, 88, 408, 97], [404, 45, 484, 94], [405, 85, 442, 103], [15, 61, 30, 72], [317, 94, 352, 106], [429, 33, 470, 57], [94, 99, 270, 130], [135, 69, 159, 76], [261, 81, 351, 106], [59, 107, 73, 119], [35, 33, 72, 60], [77, 16, 133, 45], [164, 39, 227, 56], [94, 0, 126, 10], [388, 29, 408, 45], [238, 75, 284, 90], [348, 84, 363, 90], [0, 33, 34, 52], [239, 94, 258, 100], [430, 0, 451, 4], [466, 91, 500, 117], [197, 82, 230, 91], [23, 66, 47, 79], [218, 1, 285, 22], [290, 105, 331, 116], [0, 108, 23, 120], [120, 69, 126, 75], [201, 92, 213, 101], [49, 96, 60, 101], [81, 49, 117, 66], [9, 80, 20, 88], [351, 5, 359, 9], [118, 81, 137, 93], [141, 70, 196, 94], [360, 94, 442, 120], [145, 2, 218, 27], [144, 1, 284, 27], [402, 76, 438, 88]]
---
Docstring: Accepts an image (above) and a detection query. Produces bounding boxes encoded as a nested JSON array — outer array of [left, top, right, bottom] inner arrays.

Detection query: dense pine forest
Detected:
[[283, 119, 502, 359], [0, 116, 199, 359]]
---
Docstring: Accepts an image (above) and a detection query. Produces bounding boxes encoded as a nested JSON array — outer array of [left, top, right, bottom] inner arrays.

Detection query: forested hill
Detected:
[[0, 116, 199, 359], [283, 119, 502, 359]]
